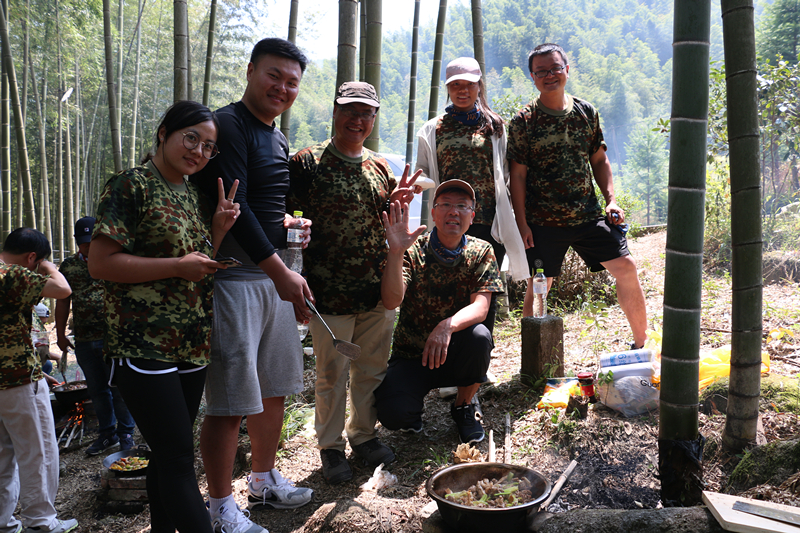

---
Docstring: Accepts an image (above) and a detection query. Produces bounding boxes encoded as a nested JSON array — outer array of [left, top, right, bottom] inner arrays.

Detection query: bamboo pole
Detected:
[[720, 0, 763, 453], [280, 0, 299, 140], [471, 0, 485, 75], [202, 0, 217, 107], [0, 5, 36, 229], [659, 0, 711, 506], [363, 0, 382, 152], [404, 0, 420, 165]]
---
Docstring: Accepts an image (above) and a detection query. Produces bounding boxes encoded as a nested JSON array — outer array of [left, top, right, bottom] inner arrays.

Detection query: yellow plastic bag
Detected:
[[536, 378, 580, 410], [698, 345, 771, 390]]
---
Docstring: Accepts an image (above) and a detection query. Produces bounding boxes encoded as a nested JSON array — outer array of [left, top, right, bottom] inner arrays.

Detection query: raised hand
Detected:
[[213, 178, 240, 233], [382, 200, 427, 254], [389, 164, 422, 205]]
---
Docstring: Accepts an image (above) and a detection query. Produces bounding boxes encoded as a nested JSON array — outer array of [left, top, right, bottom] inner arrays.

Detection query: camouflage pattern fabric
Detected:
[[93, 162, 215, 365], [288, 140, 396, 315], [392, 235, 503, 360], [507, 95, 607, 227], [0, 263, 47, 390], [59, 253, 105, 342], [435, 114, 496, 226]]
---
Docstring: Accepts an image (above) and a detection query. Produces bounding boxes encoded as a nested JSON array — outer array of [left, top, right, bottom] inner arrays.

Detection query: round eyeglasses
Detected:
[[182, 131, 219, 159]]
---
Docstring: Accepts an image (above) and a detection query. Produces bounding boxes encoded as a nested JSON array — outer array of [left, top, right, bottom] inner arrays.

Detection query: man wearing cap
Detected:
[[287, 81, 419, 484], [374, 180, 503, 445], [190, 38, 313, 531], [55, 217, 136, 456], [507, 43, 647, 349]]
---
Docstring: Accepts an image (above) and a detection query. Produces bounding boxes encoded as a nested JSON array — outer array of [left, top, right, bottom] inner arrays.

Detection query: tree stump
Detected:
[[521, 316, 565, 386]]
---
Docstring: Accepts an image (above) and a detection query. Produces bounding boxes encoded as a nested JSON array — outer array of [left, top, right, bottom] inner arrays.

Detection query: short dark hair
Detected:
[[250, 37, 308, 73], [3, 227, 51, 260], [528, 43, 569, 73], [144, 100, 219, 164]]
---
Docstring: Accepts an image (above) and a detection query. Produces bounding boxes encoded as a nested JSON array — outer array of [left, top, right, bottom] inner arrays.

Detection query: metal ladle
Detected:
[[305, 298, 361, 360]]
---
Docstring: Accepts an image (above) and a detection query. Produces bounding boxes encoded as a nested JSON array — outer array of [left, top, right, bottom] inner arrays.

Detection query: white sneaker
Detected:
[[23, 519, 78, 533], [211, 503, 267, 533], [247, 469, 313, 510]]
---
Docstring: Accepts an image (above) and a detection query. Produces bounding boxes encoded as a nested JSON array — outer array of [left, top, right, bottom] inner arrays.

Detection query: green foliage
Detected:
[[757, 0, 800, 65], [622, 123, 668, 225]]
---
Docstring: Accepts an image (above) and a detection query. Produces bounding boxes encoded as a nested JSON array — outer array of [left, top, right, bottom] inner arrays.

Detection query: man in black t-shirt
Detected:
[[191, 38, 314, 532]]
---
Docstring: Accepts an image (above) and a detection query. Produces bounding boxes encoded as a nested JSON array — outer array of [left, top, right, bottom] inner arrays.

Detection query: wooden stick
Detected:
[[540, 459, 578, 510], [504, 413, 511, 463], [488, 429, 495, 462]]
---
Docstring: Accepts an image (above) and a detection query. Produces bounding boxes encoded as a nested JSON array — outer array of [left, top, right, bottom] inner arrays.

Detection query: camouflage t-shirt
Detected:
[[506, 95, 607, 226], [287, 140, 397, 315], [436, 114, 495, 226], [391, 235, 503, 360], [93, 161, 215, 365], [59, 252, 105, 342], [0, 262, 47, 390]]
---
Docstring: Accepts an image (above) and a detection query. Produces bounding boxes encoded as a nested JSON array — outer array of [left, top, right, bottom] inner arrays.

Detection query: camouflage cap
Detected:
[[335, 81, 380, 108], [433, 179, 475, 203]]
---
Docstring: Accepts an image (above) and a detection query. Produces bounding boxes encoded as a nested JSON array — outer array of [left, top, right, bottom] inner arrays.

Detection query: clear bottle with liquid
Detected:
[[531, 268, 547, 318], [285, 210, 304, 274], [284, 210, 308, 340]]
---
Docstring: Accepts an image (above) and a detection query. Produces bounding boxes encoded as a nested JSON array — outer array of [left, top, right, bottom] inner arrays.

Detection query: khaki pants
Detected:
[[311, 303, 396, 451]]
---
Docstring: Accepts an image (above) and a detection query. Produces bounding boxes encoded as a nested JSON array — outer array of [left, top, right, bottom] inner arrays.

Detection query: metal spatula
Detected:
[[305, 297, 361, 360]]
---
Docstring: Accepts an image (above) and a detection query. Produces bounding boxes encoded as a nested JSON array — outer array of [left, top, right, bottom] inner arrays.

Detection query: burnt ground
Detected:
[[41, 230, 800, 532]]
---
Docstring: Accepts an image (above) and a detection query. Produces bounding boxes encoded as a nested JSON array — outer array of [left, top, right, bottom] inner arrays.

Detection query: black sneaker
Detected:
[[118, 434, 134, 451], [86, 433, 120, 456], [451, 402, 485, 444], [351, 438, 395, 467], [319, 448, 352, 484]]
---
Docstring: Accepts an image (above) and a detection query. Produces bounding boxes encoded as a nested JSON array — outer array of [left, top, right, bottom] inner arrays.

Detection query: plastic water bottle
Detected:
[[531, 268, 547, 318], [285, 210, 304, 274], [284, 210, 307, 340]]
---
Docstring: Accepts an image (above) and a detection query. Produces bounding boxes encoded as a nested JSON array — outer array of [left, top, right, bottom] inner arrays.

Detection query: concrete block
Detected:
[[521, 316, 564, 386]]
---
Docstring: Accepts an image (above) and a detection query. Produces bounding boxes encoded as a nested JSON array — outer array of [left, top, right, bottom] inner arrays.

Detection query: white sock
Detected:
[[209, 494, 236, 516], [249, 470, 273, 491]]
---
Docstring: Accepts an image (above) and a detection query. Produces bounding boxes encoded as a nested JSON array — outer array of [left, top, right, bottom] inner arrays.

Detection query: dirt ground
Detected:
[[44, 230, 800, 532]]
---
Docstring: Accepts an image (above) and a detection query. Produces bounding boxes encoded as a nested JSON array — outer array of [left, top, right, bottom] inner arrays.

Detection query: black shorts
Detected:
[[525, 218, 629, 277]]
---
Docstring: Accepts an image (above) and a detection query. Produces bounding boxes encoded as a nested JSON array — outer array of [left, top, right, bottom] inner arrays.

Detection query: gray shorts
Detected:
[[205, 278, 304, 416]]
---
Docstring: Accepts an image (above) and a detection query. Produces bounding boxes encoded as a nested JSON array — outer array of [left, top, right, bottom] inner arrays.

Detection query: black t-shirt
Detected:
[[192, 101, 289, 272]]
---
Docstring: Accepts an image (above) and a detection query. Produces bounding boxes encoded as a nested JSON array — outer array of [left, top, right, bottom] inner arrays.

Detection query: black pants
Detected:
[[375, 324, 493, 431], [114, 359, 213, 533], [466, 223, 506, 333]]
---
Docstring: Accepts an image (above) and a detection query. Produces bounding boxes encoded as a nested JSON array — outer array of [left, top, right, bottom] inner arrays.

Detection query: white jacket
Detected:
[[415, 115, 530, 281]]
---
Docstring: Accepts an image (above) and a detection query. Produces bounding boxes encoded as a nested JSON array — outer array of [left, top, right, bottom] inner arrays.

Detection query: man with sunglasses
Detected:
[[507, 43, 648, 350], [374, 180, 503, 446], [287, 82, 418, 484], [191, 38, 314, 533]]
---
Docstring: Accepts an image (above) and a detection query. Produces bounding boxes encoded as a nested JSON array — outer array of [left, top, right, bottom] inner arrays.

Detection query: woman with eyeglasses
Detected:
[[88, 100, 239, 533], [415, 57, 528, 332]]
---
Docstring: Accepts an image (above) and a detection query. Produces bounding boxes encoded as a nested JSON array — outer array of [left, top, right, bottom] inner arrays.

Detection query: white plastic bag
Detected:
[[597, 376, 659, 417]]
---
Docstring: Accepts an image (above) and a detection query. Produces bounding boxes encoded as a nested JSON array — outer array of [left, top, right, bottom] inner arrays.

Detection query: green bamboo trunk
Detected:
[[421, 0, 448, 228], [173, 0, 189, 102], [202, 0, 217, 107], [405, 0, 421, 165], [0, 5, 36, 229], [363, 0, 382, 152], [103, 0, 123, 172], [720, 0, 763, 453], [471, 0, 485, 75], [279, 0, 299, 140], [659, 0, 711, 506]]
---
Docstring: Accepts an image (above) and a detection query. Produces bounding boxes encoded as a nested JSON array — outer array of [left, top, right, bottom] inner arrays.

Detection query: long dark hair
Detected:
[[141, 100, 219, 164], [446, 78, 504, 137]]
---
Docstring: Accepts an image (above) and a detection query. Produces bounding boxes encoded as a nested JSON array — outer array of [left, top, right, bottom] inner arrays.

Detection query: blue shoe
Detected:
[[86, 433, 119, 456]]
